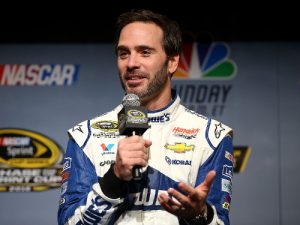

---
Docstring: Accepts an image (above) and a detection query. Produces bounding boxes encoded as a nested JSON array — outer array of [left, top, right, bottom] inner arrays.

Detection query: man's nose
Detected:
[[127, 54, 140, 69]]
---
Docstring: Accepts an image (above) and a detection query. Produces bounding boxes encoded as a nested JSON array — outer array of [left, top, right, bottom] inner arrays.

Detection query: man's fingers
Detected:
[[177, 182, 194, 195], [158, 193, 182, 213], [202, 170, 216, 189], [175, 171, 216, 202], [145, 139, 152, 147], [167, 188, 191, 207]]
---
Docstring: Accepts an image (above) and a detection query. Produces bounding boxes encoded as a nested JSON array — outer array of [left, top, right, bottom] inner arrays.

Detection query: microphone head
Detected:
[[122, 93, 140, 107], [118, 93, 149, 136]]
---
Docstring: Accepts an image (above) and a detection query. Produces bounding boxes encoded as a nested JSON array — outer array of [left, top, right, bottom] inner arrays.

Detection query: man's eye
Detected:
[[118, 52, 128, 59], [141, 50, 151, 56]]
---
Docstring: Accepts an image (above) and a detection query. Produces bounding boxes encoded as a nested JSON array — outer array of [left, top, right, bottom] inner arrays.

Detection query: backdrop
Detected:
[[0, 42, 299, 225]]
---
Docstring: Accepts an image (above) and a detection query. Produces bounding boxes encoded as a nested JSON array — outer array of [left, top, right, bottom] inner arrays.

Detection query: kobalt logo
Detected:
[[165, 156, 191, 165]]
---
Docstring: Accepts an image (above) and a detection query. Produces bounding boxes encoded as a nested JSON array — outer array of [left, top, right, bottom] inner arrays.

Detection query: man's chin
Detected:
[[126, 87, 144, 95]]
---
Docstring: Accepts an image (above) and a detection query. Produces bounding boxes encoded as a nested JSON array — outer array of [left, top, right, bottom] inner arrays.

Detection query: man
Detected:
[[58, 9, 233, 225]]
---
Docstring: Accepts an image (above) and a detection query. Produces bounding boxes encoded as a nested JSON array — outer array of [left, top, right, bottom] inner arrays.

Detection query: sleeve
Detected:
[[194, 135, 234, 225], [57, 138, 124, 225]]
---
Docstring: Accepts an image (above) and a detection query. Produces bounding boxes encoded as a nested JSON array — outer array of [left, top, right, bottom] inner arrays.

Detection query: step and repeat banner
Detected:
[[0, 43, 299, 225]]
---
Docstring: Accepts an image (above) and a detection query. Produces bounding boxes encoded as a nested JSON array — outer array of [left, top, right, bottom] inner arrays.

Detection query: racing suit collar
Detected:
[[147, 89, 180, 124]]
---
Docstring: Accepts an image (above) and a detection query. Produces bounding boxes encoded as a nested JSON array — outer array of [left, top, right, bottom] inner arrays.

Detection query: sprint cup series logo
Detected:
[[0, 128, 63, 192], [127, 109, 147, 124]]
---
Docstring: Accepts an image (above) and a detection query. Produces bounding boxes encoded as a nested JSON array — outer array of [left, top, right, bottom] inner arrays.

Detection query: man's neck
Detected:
[[142, 83, 172, 111]]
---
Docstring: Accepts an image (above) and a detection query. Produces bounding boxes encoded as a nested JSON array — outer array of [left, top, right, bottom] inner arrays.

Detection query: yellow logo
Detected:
[[128, 109, 146, 119], [0, 128, 62, 168], [233, 146, 251, 173], [91, 120, 118, 132], [0, 128, 63, 192], [222, 202, 230, 210], [164, 143, 194, 153]]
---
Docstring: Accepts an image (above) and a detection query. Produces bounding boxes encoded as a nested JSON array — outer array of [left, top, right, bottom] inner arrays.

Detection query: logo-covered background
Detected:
[[1, 42, 299, 225]]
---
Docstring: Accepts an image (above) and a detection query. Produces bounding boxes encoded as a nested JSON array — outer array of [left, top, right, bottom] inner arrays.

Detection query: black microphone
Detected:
[[118, 94, 150, 180]]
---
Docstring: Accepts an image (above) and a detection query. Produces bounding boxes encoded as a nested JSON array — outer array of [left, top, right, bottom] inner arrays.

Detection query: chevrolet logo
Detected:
[[164, 143, 194, 153]]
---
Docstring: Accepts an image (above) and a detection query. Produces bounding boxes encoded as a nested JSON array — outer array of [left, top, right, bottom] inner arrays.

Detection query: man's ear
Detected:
[[168, 54, 180, 75]]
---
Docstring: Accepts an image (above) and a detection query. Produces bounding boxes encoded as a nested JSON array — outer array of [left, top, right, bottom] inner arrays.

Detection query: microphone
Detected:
[[118, 94, 150, 180]]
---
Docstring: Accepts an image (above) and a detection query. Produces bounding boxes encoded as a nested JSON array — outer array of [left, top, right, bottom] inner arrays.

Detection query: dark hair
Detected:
[[115, 9, 182, 57]]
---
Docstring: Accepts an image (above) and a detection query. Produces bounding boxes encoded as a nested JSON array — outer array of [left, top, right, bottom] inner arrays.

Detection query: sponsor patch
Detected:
[[100, 143, 114, 151], [93, 132, 119, 139], [148, 113, 170, 123], [222, 201, 230, 210], [63, 158, 72, 172], [225, 151, 234, 162], [61, 182, 68, 195], [91, 121, 118, 132], [221, 178, 232, 195], [165, 156, 191, 165], [100, 144, 115, 155], [165, 143, 194, 153], [222, 165, 233, 180], [59, 197, 66, 205], [61, 171, 69, 183], [172, 127, 199, 139], [99, 160, 115, 167]]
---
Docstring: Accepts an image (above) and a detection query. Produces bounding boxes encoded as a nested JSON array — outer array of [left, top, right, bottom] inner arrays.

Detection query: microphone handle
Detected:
[[133, 166, 142, 180], [132, 131, 142, 180]]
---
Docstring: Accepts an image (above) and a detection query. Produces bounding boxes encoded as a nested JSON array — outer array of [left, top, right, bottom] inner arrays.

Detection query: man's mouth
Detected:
[[125, 74, 146, 86], [127, 76, 143, 80]]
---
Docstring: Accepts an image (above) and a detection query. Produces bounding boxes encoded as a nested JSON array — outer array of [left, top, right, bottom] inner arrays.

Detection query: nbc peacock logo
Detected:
[[174, 42, 237, 79]]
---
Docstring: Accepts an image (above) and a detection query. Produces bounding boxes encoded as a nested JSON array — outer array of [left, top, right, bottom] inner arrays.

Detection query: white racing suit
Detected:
[[58, 91, 233, 225]]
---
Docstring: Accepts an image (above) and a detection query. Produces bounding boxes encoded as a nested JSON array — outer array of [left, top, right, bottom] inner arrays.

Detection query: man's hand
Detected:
[[158, 170, 216, 219], [114, 135, 152, 181]]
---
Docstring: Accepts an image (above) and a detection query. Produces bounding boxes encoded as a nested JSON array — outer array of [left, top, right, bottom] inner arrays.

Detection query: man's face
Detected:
[[116, 22, 169, 101]]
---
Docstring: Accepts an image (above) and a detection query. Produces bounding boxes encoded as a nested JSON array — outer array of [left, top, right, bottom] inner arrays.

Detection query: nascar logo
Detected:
[[0, 64, 80, 86]]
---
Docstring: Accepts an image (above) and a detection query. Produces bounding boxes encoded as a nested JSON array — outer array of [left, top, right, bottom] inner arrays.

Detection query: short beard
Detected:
[[119, 60, 169, 100]]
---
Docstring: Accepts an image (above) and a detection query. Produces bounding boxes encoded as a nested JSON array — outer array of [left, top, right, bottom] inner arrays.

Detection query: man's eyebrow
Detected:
[[116, 45, 156, 52], [116, 45, 128, 51], [136, 45, 156, 51]]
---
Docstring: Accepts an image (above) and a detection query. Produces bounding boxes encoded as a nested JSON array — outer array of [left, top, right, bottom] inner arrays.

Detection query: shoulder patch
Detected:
[[207, 119, 232, 149], [67, 105, 122, 149], [68, 120, 90, 148]]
